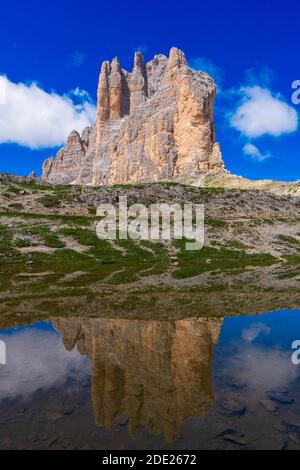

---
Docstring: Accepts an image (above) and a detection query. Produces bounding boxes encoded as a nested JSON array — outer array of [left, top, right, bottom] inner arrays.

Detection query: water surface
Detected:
[[1, 310, 300, 450]]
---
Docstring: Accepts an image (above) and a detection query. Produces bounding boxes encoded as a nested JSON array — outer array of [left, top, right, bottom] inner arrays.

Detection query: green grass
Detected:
[[24, 237, 168, 290], [38, 195, 61, 208], [277, 266, 300, 279], [27, 249, 96, 273], [206, 219, 228, 228], [0, 216, 172, 293], [201, 186, 225, 194], [8, 203, 23, 210], [173, 241, 278, 279], [1, 192, 14, 199], [59, 227, 100, 246], [51, 185, 82, 202], [139, 240, 170, 263], [224, 240, 251, 250], [7, 182, 53, 191], [284, 255, 300, 265], [0, 201, 290, 296], [0, 224, 24, 291], [88, 207, 97, 215], [0, 211, 95, 226], [14, 238, 32, 248], [0, 224, 13, 253], [277, 235, 300, 246], [7, 185, 22, 194], [263, 219, 275, 225], [21, 224, 65, 248]]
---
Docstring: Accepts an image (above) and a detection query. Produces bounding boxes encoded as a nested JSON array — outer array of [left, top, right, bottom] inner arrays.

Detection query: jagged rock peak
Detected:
[[130, 51, 148, 110], [68, 130, 81, 143], [168, 47, 188, 69], [111, 56, 121, 70], [42, 47, 225, 185], [28, 170, 36, 179], [100, 60, 111, 75]]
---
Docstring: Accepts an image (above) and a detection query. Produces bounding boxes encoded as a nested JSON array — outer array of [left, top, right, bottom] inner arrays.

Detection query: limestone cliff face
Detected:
[[52, 316, 223, 442], [42, 48, 224, 185]]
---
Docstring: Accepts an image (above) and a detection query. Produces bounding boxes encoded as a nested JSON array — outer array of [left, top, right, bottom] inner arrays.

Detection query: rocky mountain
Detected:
[[0, 172, 37, 185], [42, 47, 224, 185]]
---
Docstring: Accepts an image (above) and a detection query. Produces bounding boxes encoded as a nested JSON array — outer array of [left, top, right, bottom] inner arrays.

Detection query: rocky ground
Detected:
[[203, 172, 300, 197], [0, 177, 299, 321]]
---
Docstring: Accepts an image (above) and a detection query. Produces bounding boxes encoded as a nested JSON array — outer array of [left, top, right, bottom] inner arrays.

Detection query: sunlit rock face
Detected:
[[42, 47, 224, 185], [53, 317, 223, 441]]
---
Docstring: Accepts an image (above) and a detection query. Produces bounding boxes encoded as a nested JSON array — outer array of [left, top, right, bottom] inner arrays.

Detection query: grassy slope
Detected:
[[0, 179, 299, 305]]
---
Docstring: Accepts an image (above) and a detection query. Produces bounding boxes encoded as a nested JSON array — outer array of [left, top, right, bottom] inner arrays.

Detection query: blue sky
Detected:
[[0, 0, 299, 181]]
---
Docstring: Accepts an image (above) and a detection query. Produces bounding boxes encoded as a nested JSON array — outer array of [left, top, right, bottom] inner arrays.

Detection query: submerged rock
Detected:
[[260, 399, 278, 413], [268, 392, 294, 405], [218, 399, 246, 417]]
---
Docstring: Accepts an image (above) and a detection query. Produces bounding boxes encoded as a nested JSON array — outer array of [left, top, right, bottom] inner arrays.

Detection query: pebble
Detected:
[[268, 392, 294, 405], [273, 422, 288, 434], [219, 399, 246, 417], [220, 429, 248, 447], [260, 399, 278, 412], [229, 380, 246, 391], [218, 428, 237, 438], [46, 411, 64, 421], [283, 420, 300, 432], [288, 433, 300, 445]]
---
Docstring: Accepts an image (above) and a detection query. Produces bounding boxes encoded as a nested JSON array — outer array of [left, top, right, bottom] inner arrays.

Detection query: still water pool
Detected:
[[0, 310, 300, 450]]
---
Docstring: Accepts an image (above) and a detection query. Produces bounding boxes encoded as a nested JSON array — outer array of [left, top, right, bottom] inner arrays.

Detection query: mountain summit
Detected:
[[42, 48, 225, 185]]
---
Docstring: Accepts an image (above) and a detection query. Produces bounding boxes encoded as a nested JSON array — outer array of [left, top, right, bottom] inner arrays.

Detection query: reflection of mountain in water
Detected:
[[53, 317, 223, 442]]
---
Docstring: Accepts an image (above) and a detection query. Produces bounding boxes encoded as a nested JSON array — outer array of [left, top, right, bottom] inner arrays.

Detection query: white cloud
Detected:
[[243, 143, 270, 162], [0, 328, 90, 402], [70, 87, 91, 99], [241, 322, 271, 341], [230, 86, 298, 138], [0, 75, 96, 149], [190, 57, 223, 86], [222, 342, 299, 398]]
